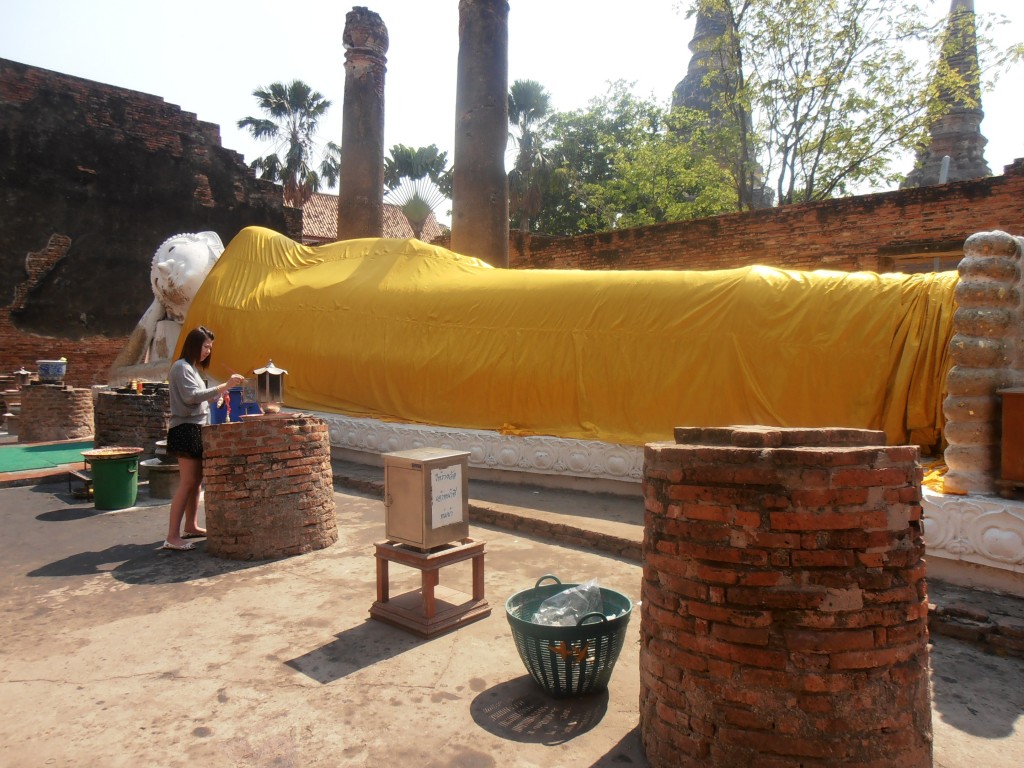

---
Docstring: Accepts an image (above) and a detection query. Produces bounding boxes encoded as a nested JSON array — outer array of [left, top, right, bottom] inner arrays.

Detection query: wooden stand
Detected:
[[67, 458, 93, 499], [370, 538, 491, 637]]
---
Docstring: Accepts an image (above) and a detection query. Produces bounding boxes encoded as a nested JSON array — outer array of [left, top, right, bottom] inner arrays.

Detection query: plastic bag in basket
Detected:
[[532, 579, 604, 626]]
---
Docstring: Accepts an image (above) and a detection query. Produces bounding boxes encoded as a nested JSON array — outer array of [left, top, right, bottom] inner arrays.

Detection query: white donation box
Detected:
[[383, 448, 470, 550]]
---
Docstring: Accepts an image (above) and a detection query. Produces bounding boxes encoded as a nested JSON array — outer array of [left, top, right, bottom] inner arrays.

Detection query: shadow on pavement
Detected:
[[37, 506, 108, 521], [587, 725, 647, 767], [26, 542, 264, 584], [470, 676, 608, 744], [285, 618, 420, 684], [930, 638, 1024, 738]]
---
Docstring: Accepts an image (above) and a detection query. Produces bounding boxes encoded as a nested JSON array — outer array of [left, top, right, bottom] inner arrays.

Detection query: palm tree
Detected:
[[507, 79, 554, 233], [383, 144, 451, 237], [237, 80, 335, 208], [384, 144, 450, 190]]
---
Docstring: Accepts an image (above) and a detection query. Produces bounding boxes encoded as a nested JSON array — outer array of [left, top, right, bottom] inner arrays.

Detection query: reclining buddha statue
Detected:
[[175, 226, 957, 449]]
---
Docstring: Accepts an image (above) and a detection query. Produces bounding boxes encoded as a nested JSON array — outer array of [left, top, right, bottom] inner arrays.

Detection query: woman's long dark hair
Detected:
[[179, 326, 214, 369]]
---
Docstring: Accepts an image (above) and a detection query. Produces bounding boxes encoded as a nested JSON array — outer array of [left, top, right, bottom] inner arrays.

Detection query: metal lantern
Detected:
[[12, 367, 32, 389], [241, 379, 260, 407], [252, 359, 288, 413]]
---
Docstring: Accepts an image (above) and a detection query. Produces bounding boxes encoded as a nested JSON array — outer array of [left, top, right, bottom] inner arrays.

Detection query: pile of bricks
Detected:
[[929, 583, 1024, 656], [640, 426, 931, 768], [18, 384, 93, 443], [202, 414, 337, 561]]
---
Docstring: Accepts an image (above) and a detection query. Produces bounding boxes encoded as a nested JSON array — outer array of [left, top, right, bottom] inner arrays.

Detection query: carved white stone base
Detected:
[[922, 488, 1024, 595], [311, 411, 644, 485]]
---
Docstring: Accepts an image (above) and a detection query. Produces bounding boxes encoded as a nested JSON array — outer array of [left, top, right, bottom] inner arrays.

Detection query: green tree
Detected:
[[529, 81, 734, 235], [383, 144, 451, 238], [507, 79, 555, 233], [682, 0, 1023, 205], [585, 107, 736, 229], [384, 144, 450, 190], [237, 80, 338, 208], [533, 82, 662, 234]]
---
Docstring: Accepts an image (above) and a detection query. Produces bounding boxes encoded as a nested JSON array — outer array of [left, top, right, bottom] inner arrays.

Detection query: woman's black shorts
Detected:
[[167, 423, 203, 459]]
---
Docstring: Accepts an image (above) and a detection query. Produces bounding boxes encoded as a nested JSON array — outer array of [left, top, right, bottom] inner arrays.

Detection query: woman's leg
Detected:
[[166, 456, 203, 546], [182, 460, 205, 535]]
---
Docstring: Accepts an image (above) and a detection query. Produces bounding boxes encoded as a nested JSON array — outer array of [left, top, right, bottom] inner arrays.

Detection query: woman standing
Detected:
[[163, 326, 244, 551]]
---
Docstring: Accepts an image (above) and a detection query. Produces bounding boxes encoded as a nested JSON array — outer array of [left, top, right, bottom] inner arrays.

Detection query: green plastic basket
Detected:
[[505, 575, 633, 698]]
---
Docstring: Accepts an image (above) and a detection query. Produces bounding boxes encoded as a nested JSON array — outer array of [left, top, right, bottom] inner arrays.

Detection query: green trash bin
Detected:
[[83, 447, 143, 510]]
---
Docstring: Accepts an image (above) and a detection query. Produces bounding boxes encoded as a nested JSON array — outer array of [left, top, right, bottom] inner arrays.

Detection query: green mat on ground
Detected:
[[0, 441, 93, 473]]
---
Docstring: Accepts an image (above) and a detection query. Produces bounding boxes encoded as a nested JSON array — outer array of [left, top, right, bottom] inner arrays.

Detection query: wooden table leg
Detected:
[[377, 555, 390, 603], [472, 553, 485, 601], [422, 569, 439, 618]]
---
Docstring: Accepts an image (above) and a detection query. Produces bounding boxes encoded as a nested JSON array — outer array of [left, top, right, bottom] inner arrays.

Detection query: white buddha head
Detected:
[[150, 232, 224, 321]]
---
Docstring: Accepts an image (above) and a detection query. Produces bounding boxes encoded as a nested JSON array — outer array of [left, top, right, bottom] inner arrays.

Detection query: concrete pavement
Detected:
[[0, 451, 1021, 766]]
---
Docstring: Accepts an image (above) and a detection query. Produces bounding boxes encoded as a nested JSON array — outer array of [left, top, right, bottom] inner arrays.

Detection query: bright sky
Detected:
[[3, 0, 1022, 203]]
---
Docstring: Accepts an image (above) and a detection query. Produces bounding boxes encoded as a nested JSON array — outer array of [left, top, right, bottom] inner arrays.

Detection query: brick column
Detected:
[[640, 426, 931, 768], [93, 388, 170, 460], [18, 384, 93, 443], [203, 415, 337, 560], [337, 7, 388, 240], [450, 0, 510, 267]]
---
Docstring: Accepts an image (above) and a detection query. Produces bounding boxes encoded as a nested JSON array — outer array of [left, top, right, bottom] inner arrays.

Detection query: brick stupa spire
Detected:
[[903, 0, 991, 188], [672, 3, 733, 117], [672, 3, 770, 208]]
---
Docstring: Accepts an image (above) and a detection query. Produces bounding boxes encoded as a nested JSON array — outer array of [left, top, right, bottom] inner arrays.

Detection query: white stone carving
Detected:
[[312, 411, 644, 484], [922, 488, 1024, 572]]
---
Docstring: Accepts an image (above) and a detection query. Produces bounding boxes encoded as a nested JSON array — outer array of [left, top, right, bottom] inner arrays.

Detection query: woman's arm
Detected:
[[172, 362, 242, 406]]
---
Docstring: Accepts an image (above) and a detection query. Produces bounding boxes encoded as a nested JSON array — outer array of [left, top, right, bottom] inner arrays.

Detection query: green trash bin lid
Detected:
[[82, 447, 145, 461]]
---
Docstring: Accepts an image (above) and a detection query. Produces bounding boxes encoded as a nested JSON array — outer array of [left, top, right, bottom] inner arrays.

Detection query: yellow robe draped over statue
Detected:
[[181, 226, 957, 448]]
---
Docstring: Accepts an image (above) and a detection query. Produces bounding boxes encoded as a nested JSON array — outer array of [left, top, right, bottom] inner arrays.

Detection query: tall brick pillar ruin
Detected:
[[640, 426, 931, 767], [337, 6, 388, 241], [451, 0, 510, 268], [943, 230, 1024, 494]]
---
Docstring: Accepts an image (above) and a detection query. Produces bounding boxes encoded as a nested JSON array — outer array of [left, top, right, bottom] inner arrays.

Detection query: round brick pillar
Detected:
[[93, 388, 170, 460], [203, 414, 337, 561], [18, 384, 94, 443], [640, 426, 931, 768]]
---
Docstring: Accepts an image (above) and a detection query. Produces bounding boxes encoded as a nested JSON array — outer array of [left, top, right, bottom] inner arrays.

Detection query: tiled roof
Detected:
[[301, 192, 445, 244], [381, 203, 416, 239]]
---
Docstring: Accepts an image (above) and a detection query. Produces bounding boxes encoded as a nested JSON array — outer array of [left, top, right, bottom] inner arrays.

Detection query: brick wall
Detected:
[[0, 58, 298, 387], [203, 415, 337, 560], [504, 159, 1024, 273], [640, 426, 931, 767], [93, 388, 170, 460], [18, 385, 94, 443]]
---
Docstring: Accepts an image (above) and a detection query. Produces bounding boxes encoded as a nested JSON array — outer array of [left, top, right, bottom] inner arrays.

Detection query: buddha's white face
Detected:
[[150, 232, 224, 321]]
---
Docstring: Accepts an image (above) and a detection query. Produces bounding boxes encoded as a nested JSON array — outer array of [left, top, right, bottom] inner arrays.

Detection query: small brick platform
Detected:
[[93, 388, 170, 460], [18, 384, 93, 443], [640, 426, 932, 768], [202, 414, 337, 560]]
